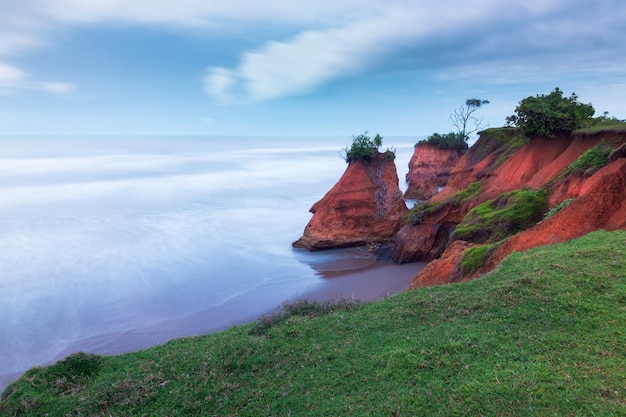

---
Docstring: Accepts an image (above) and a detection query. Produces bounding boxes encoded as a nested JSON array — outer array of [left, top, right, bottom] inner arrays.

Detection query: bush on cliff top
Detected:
[[452, 188, 548, 244], [342, 132, 391, 163], [418, 132, 468, 151], [506, 87, 595, 138]]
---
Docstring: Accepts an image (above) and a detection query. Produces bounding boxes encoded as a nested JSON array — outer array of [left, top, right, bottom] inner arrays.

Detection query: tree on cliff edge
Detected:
[[506, 87, 595, 138], [450, 98, 490, 140]]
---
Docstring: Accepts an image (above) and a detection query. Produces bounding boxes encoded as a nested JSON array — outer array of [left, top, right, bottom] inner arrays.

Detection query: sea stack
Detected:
[[293, 151, 407, 251], [404, 142, 462, 200]]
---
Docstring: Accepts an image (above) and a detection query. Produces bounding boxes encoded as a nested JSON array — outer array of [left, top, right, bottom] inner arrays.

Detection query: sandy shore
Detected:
[[301, 261, 426, 302]]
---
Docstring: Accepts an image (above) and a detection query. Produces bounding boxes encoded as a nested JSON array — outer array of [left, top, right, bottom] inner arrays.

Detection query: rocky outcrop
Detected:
[[489, 157, 626, 267], [408, 240, 475, 288], [392, 132, 615, 264], [293, 152, 407, 251], [408, 129, 626, 289], [404, 143, 462, 200]]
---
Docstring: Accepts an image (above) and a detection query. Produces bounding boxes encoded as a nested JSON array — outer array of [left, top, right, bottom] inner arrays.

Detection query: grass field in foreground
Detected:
[[1, 230, 625, 416]]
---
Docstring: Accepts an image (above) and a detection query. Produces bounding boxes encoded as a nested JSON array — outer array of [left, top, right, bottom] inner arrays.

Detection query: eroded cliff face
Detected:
[[292, 152, 407, 251], [404, 143, 462, 200], [407, 129, 626, 289]]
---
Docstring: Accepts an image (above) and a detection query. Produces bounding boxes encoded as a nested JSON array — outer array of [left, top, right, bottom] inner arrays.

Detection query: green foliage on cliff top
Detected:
[[418, 132, 468, 151], [452, 188, 548, 244], [506, 87, 595, 138], [342, 132, 389, 163], [3, 230, 625, 416], [575, 115, 626, 133]]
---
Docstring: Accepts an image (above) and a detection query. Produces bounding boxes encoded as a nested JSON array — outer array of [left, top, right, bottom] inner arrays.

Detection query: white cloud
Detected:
[[0, 62, 26, 82], [37, 82, 75, 94], [2, 0, 626, 104]]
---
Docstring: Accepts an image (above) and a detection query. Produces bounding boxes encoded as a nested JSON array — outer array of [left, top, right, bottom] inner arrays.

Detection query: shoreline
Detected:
[[0, 259, 425, 394]]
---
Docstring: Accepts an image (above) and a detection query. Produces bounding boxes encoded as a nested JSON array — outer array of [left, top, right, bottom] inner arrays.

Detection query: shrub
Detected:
[[544, 198, 574, 220], [418, 132, 468, 151], [506, 87, 595, 138], [452, 188, 548, 243], [562, 141, 613, 177], [342, 132, 384, 163]]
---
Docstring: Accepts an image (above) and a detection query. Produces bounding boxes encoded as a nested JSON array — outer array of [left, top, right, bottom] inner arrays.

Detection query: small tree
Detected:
[[506, 88, 595, 138], [342, 132, 384, 163], [449, 98, 490, 140]]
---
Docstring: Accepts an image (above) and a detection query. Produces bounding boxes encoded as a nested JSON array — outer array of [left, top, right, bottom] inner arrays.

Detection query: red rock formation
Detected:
[[394, 132, 622, 266], [293, 152, 407, 251], [408, 240, 476, 288], [404, 143, 462, 200], [409, 149, 626, 289], [490, 157, 626, 267]]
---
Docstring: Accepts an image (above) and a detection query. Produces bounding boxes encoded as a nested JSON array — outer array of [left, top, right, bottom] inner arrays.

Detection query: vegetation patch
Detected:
[[2, 231, 625, 416], [450, 181, 482, 203], [469, 127, 523, 163], [562, 141, 613, 177], [250, 298, 361, 336], [418, 132, 468, 151], [459, 243, 499, 275], [575, 115, 626, 133], [544, 198, 574, 220], [506, 87, 595, 137], [342, 132, 384, 163], [452, 188, 548, 243], [15, 352, 102, 398], [402, 201, 445, 225]]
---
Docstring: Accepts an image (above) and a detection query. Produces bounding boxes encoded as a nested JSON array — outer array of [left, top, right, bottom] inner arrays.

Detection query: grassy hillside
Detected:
[[2, 230, 625, 416]]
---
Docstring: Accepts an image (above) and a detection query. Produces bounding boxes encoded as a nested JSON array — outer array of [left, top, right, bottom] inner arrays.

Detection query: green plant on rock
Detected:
[[402, 201, 445, 225], [452, 188, 548, 244], [544, 198, 574, 220], [418, 132, 468, 151], [450, 181, 482, 203], [342, 132, 385, 163], [460, 243, 500, 275], [562, 141, 613, 177]]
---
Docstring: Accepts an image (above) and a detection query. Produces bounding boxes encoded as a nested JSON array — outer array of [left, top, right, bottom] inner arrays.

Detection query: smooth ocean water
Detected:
[[0, 135, 417, 390]]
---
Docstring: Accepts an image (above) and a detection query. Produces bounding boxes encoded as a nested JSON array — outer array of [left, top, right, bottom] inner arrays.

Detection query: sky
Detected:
[[1, 0, 625, 136]]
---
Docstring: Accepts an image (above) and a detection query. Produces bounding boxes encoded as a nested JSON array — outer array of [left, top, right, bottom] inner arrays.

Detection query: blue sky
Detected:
[[1, 0, 625, 136]]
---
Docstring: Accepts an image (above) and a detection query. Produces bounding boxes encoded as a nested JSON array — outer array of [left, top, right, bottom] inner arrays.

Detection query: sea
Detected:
[[0, 135, 421, 391]]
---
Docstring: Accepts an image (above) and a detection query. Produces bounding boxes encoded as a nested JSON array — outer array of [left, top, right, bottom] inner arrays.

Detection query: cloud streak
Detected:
[[202, 0, 626, 103], [1, 0, 626, 103]]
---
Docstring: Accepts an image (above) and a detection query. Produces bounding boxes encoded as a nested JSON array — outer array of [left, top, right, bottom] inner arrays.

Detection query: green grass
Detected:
[[402, 201, 444, 225], [452, 188, 548, 244], [576, 118, 626, 133], [460, 242, 500, 275], [2, 230, 625, 416]]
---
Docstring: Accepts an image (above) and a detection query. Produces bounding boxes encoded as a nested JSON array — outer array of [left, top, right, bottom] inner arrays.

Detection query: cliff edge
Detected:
[[406, 128, 626, 288]]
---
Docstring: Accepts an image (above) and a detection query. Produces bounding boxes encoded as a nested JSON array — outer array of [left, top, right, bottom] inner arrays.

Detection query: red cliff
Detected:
[[408, 129, 626, 288], [404, 143, 462, 200], [293, 152, 407, 251]]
